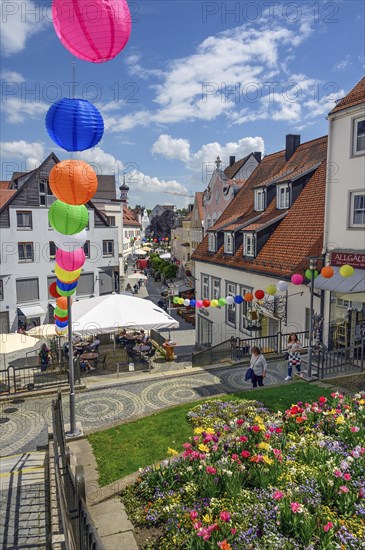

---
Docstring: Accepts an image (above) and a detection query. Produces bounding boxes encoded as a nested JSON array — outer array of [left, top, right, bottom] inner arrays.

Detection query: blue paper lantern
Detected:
[[56, 279, 78, 292], [190, 299, 196, 307], [234, 295, 244, 304], [46, 98, 104, 151], [55, 318, 68, 328]]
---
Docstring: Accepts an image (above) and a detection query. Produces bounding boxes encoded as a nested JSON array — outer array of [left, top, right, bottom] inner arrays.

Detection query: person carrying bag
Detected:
[[249, 346, 267, 388]]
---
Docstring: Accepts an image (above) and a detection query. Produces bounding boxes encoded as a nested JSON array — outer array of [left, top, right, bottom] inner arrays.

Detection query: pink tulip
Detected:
[[220, 511, 231, 522]]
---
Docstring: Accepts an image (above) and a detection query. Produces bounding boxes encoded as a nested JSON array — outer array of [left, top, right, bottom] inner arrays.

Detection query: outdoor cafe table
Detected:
[[80, 352, 99, 368]]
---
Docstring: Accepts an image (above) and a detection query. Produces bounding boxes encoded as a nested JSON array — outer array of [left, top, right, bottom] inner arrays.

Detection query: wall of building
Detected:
[[194, 260, 320, 347]]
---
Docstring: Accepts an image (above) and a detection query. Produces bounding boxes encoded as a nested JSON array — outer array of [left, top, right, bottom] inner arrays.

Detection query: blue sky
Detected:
[[1, 0, 364, 208]]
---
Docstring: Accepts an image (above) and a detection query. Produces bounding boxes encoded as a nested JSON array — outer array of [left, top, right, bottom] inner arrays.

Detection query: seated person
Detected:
[[88, 337, 100, 352], [162, 338, 176, 362], [79, 358, 95, 372], [116, 329, 130, 347]]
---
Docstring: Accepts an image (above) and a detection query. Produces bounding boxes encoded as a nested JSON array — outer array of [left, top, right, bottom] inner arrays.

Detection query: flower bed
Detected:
[[121, 392, 365, 549]]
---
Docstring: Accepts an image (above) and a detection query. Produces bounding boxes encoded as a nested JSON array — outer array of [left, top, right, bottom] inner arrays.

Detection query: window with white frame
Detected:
[[226, 282, 236, 326], [0, 279, 3, 300], [202, 274, 209, 299], [353, 116, 365, 155], [243, 233, 255, 257], [103, 240, 114, 256], [16, 211, 32, 229], [277, 184, 290, 209], [18, 242, 34, 262], [212, 278, 220, 300], [84, 241, 90, 258], [349, 191, 365, 227], [39, 179, 47, 206], [208, 232, 216, 252], [107, 216, 116, 226], [240, 285, 253, 330], [49, 241, 57, 260], [224, 232, 234, 254], [254, 189, 265, 211]]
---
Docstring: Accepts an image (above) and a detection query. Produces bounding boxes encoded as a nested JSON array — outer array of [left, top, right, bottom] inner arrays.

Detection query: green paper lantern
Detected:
[[266, 285, 277, 296], [218, 298, 226, 306], [305, 269, 319, 280], [48, 200, 88, 235], [173, 296, 179, 304], [54, 306, 68, 317], [56, 285, 77, 297], [339, 264, 354, 278]]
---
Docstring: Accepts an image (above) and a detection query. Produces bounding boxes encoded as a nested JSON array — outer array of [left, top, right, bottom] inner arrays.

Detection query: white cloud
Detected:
[[1, 69, 25, 83], [2, 97, 48, 124], [0, 140, 45, 170], [151, 135, 190, 162], [1, 0, 48, 56], [332, 55, 353, 72]]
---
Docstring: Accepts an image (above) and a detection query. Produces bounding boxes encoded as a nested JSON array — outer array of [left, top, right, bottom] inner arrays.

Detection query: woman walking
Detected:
[[250, 346, 267, 388], [285, 333, 303, 380]]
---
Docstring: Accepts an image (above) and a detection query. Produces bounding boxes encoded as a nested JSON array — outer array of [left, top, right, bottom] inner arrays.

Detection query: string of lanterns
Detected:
[[176, 265, 355, 308], [47, 0, 132, 336]]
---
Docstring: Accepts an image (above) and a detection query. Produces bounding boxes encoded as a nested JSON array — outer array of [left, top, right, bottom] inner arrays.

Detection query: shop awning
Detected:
[[313, 267, 365, 294], [18, 305, 45, 318]]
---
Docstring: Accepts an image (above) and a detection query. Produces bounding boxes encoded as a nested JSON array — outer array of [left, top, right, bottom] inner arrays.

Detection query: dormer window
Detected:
[[277, 184, 290, 209], [208, 232, 216, 252], [243, 233, 255, 257], [254, 189, 265, 211], [224, 232, 234, 254]]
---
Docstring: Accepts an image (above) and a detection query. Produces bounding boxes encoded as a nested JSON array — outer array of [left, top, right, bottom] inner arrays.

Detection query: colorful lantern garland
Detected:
[[173, 265, 355, 309]]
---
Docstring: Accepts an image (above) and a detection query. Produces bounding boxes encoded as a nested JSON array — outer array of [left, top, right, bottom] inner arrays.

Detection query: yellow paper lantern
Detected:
[[210, 299, 219, 307], [55, 264, 81, 283], [339, 264, 354, 278]]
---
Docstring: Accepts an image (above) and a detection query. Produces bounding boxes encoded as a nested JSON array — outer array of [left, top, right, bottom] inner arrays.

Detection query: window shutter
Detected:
[[77, 273, 94, 296], [16, 278, 39, 303]]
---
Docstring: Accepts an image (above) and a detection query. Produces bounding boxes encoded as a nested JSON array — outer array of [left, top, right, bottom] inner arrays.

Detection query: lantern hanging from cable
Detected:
[[277, 281, 288, 292], [49, 201, 89, 235], [218, 298, 226, 306], [321, 266, 334, 279], [196, 300, 203, 309], [55, 264, 82, 283], [49, 281, 61, 298], [46, 98, 104, 151], [56, 281, 78, 297], [266, 285, 277, 295], [190, 299, 196, 307], [54, 314, 68, 322], [291, 274, 304, 285], [234, 295, 243, 304], [183, 299, 190, 307], [56, 296, 71, 311], [54, 306, 68, 318], [49, 160, 98, 205], [254, 289, 265, 300], [225, 296, 234, 305], [55, 318, 68, 329], [52, 0, 132, 63], [53, 229, 88, 252], [211, 299, 219, 307], [56, 248, 86, 271], [305, 269, 319, 280], [339, 264, 354, 278], [244, 293, 254, 302]]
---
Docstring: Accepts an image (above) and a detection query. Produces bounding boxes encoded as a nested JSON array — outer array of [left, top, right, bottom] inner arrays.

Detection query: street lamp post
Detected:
[[307, 258, 316, 379], [66, 295, 80, 437]]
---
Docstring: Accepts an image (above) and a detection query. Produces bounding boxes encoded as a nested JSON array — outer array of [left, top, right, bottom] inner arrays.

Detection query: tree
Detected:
[[162, 263, 178, 280]]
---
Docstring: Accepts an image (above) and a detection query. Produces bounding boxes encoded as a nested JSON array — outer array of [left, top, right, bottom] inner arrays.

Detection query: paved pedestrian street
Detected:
[[0, 451, 48, 549], [0, 363, 287, 457]]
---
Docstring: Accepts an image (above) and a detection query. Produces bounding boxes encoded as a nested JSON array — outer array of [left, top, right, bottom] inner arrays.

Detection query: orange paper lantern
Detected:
[[244, 293, 254, 302], [49, 160, 98, 205], [321, 266, 334, 279], [56, 296, 71, 310]]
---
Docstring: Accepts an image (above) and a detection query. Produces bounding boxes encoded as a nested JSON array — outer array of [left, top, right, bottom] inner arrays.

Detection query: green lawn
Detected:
[[88, 382, 334, 486]]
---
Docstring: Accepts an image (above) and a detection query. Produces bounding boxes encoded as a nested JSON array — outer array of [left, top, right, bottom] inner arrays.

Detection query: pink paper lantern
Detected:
[[52, 0, 132, 63], [291, 274, 304, 285], [55, 248, 86, 271], [196, 300, 203, 309]]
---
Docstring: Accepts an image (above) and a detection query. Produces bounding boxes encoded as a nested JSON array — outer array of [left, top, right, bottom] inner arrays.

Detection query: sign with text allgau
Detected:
[[330, 251, 365, 270]]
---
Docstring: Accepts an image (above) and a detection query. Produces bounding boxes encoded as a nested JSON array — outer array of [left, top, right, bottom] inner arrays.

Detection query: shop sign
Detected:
[[330, 252, 365, 270]]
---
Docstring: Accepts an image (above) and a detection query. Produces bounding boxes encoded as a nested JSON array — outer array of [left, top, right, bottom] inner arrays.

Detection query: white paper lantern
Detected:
[[225, 295, 234, 305], [277, 280, 288, 292], [53, 229, 87, 251], [184, 299, 190, 306]]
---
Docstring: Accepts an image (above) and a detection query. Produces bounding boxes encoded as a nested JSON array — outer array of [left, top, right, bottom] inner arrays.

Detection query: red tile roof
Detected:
[[0, 181, 10, 189], [0, 189, 17, 208], [196, 192, 204, 221], [193, 136, 328, 277], [123, 205, 141, 227], [330, 77, 365, 115]]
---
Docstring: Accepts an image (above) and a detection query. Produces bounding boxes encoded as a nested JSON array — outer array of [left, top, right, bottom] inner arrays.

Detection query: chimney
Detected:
[[254, 152, 262, 162], [285, 134, 300, 161], [229, 156, 235, 166]]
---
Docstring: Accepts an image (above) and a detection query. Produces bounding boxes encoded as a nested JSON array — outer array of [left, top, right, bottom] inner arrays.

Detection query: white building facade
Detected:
[[0, 154, 119, 333]]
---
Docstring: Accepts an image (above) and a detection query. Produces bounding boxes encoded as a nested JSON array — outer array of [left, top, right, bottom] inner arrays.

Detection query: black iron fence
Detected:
[[313, 340, 364, 379], [0, 361, 81, 394], [51, 390, 104, 550], [192, 331, 310, 368]]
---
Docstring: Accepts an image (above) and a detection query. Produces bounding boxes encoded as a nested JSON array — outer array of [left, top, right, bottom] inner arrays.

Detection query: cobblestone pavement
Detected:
[[0, 451, 48, 549], [0, 361, 288, 457]]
